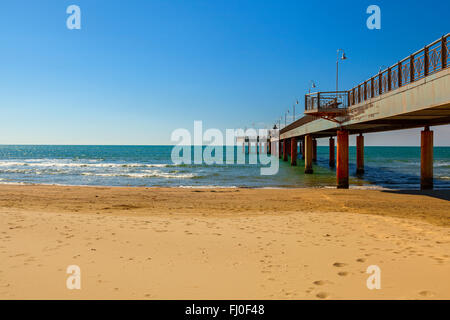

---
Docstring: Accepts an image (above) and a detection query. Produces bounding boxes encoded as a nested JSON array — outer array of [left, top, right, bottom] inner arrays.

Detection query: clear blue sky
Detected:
[[0, 0, 448, 145]]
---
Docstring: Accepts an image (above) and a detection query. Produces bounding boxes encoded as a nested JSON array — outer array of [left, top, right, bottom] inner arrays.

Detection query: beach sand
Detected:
[[0, 184, 449, 299]]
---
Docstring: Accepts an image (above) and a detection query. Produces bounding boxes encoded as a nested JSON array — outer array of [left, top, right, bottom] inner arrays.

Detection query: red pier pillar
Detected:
[[312, 139, 317, 162], [304, 135, 313, 174], [329, 137, 335, 167], [291, 137, 297, 166], [421, 127, 433, 190], [301, 138, 305, 160], [337, 130, 349, 189], [283, 140, 288, 161], [356, 134, 364, 175], [278, 141, 282, 159]]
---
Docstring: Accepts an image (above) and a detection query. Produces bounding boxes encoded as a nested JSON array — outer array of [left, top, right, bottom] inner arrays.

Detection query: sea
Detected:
[[0, 145, 449, 190]]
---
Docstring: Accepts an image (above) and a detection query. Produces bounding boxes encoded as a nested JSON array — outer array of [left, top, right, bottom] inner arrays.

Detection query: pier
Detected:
[[273, 34, 449, 189]]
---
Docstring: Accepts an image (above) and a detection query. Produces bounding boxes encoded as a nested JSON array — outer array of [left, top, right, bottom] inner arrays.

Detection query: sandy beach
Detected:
[[0, 184, 449, 299]]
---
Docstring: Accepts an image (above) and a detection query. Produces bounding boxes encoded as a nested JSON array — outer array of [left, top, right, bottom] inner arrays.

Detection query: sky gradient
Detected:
[[0, 0, 449, 145]]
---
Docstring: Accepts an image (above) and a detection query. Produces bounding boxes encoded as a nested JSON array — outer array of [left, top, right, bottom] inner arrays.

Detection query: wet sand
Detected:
[[0, 185, 449, 299]]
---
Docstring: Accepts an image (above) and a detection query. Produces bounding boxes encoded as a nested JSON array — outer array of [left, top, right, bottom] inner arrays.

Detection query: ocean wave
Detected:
[[0, 168, 73, 175], [0, 168, 35, 174], [0, 181, 29, 185], [0, 160, 170, 168], [177, 185, 238, 189], [349, 185, 389, 190], [435, 162, 450, 168], [0, 161, 30, 167], [170, 163, 251, 168], [81, 170, 196, 179]]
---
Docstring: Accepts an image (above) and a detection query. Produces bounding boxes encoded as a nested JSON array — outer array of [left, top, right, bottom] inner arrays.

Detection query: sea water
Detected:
[[0, 145, 449, 189]]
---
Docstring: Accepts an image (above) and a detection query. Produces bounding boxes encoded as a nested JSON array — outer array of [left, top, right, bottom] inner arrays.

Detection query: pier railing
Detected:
[[348, 34, 449, 106], [305, 91, 349, 112]]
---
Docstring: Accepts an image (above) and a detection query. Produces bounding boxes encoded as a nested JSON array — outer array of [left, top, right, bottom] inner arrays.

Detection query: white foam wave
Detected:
[[0, 160, 170, 168], [0, 181, 29, 185], [177, 185, 237, 189], [435, 162, 450, 167], [82, 170, 195, 179]]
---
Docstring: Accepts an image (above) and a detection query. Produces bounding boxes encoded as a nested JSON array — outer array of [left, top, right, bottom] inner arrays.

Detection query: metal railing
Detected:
[[348, 34, 449, 106], [305, 91, 349, 112]]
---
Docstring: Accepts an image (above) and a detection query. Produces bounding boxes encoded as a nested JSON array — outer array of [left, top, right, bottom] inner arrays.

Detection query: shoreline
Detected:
[[1, 184, 449, 299], [3, 180, 450, 192], [0, 181, 395, 191]]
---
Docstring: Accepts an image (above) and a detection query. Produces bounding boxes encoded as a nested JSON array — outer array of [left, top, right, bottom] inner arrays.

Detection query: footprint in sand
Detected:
[[356, 258, 366, 263], [333, 262, 347, 268], [419, 290, 435, 298], [337, 271, 349, 276], [313, 280, 326, 286], [316, 292, 330, 299]]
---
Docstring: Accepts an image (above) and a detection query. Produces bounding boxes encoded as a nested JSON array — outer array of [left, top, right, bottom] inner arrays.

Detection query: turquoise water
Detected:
[[0, 145, 449, 189]]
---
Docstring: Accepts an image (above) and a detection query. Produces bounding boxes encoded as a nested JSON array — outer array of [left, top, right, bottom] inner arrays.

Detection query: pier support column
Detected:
[[421, 126, 433, 190], [290, 137, 297, 166], [242, 141, 245, 154], [301, 138, 305, 160], [329, 137, 335, 167], [312, 139, 317, 162], [304, 135, 313, 174], [268, 139, 271, 155], [337, 130, 349, 189], [283, 140, 288, 161], [279, 141, 282, 159], [356, 134, 364, 175]]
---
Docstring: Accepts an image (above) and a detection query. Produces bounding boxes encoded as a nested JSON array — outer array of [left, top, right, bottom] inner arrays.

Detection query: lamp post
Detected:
[[336, 49, 347, 92], [309, 80, 316, 94], [379, 65, 388, 73], [293, 102, 296, 122]]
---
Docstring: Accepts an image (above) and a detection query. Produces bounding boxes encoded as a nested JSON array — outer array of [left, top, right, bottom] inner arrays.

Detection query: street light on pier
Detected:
[[379, 65, 388, 73], [309, 80, 316, 94], [293, 103, 295, 122], [336, 49, 347, 92]]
